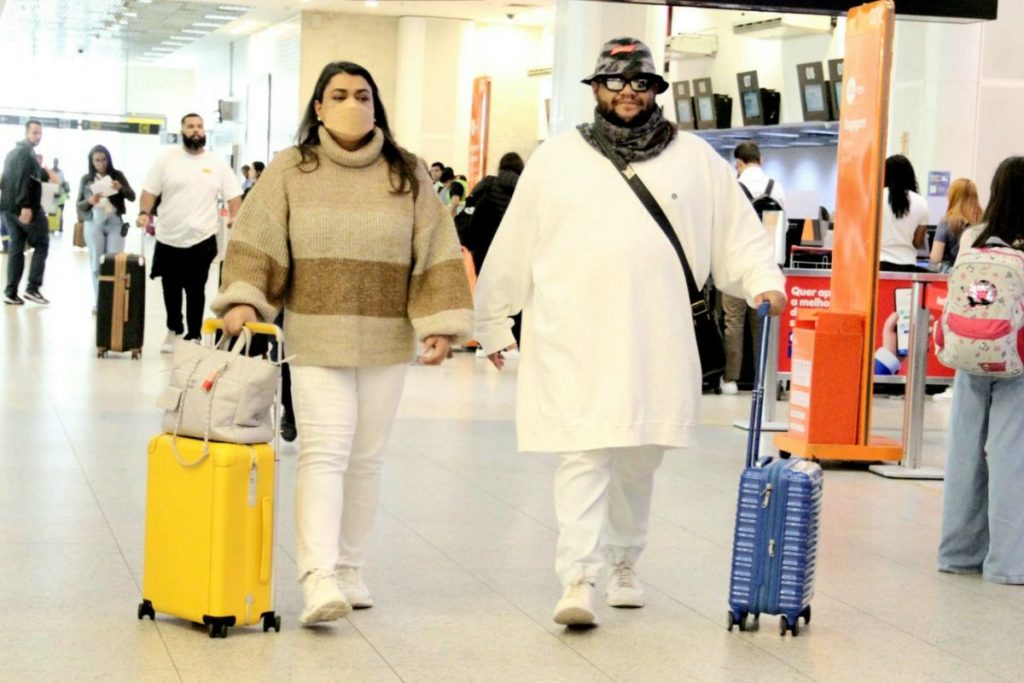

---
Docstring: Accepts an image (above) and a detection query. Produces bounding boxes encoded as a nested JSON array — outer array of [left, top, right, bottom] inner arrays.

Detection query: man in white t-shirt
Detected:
[[137, 113, 242, 352], [718, 141, 787, 394]]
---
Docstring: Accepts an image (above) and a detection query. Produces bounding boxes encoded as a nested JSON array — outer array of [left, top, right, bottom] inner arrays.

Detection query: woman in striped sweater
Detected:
[[215, 61, 473, 627]]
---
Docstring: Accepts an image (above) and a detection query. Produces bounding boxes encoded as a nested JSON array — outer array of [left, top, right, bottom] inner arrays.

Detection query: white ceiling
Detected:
[[0, 0, 555, 63]]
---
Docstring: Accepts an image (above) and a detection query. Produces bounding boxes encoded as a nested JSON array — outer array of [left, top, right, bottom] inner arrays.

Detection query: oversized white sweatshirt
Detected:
[[474, 130, 785, 453]]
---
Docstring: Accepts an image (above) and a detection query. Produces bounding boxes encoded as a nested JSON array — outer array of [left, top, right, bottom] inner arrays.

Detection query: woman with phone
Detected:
[[75, 145, 135, 312]]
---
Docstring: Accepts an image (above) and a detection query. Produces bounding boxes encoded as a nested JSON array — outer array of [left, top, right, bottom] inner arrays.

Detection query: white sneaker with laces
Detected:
[[553, 581, 598, 626], [606, 560, 646, 608], [160, 330, 182, 354], [337, 566, 374, 609], [720, 380, 739, 395], [300, 569, 351, 626]]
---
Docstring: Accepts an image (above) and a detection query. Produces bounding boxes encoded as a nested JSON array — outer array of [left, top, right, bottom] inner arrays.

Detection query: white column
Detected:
[[550, 0, 668, 137], [393, 16, 475, 168]]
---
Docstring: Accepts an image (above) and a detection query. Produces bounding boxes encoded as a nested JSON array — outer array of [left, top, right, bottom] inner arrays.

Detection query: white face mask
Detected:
[[321, 99, 375, 143]]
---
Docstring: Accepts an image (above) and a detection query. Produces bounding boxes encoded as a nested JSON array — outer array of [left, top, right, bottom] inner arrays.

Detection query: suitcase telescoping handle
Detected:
[[744, 302, 773, 470], [201, 319, 284, 343]]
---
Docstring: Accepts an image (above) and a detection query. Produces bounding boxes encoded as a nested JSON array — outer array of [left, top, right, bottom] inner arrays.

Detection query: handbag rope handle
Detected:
[[169, 328, 253, 467]]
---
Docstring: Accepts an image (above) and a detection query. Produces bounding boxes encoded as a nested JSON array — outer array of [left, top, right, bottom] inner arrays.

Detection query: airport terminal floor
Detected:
[[1, 233, 1019, 682]]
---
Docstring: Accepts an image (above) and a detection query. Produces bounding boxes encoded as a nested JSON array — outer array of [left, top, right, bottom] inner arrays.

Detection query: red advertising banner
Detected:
[[779, 272, 952, 379], [468, 77, 492, 190]]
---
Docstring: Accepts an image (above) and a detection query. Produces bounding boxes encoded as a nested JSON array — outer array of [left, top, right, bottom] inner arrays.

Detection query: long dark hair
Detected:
[[973, 157, 1024, 249], [296, 61, 418, 198], [884, 154, 918, 219], [86, 145, 117, 179]]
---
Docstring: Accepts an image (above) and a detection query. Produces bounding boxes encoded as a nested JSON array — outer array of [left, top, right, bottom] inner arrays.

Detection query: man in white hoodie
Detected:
[[473, 37, 786, 627]]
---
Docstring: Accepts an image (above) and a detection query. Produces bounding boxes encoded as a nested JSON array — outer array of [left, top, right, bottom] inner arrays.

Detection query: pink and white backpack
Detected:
[[935, 238, 1024, 377]]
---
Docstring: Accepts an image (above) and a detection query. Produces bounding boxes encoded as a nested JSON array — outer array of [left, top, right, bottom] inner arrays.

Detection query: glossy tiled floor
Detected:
[[0, 234, 1015, 682]]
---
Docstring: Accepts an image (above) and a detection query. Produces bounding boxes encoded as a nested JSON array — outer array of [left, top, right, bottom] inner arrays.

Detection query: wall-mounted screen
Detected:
[[676, 100, 693, 123], [741, 91, 761, 118], [804, 84, 825, 113], [697, 96, 715, 122]]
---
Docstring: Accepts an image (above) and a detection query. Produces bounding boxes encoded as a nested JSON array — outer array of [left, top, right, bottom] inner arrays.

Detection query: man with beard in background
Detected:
[[474, 38, 786, 627], [137, 113, 242, 352]]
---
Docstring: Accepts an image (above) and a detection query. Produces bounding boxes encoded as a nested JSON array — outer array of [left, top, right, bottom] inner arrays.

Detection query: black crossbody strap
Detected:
[[587, 130, 709, 317]]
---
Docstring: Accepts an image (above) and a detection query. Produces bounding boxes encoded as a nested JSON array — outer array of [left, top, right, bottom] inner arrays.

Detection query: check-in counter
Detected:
[[778, 268, 952, 385]]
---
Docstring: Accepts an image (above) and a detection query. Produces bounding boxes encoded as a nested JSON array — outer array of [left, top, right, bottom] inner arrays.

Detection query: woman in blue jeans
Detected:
[[938, 156, 1024, 584], [75, 145, 135, 311]]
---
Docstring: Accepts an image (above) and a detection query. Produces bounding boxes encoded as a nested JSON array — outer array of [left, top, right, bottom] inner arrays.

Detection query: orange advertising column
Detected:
[[775, 0, 902, 462], [468, 77, 492, 190]]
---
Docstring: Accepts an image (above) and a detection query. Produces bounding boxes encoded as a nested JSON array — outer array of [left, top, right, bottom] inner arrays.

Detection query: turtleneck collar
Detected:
[[317, 126, 385, 168]]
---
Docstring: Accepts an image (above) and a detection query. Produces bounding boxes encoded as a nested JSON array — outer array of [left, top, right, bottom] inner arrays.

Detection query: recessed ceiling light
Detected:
[[150, 47, 175, 52], [166, 36, 197, 42], [192, 22, 224, 28], [182, 28, 211, 35], [204, 15, 237, 21], [124, 11, 137, 17], [217, 5, 252, 12]]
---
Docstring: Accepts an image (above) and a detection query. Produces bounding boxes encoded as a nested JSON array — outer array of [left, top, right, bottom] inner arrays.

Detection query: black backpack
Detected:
[[741, 179, 783, 219]]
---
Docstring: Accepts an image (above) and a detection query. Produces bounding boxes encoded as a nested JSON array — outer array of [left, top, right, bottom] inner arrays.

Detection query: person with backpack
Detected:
[[718, 141, 786, 394], [937, 156, 1024, 584]]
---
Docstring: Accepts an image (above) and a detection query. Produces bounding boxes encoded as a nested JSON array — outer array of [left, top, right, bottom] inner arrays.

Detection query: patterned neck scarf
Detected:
[[578, 105, 677, 164]]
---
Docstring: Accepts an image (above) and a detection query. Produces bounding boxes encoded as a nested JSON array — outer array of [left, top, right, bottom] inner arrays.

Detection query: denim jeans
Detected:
[[938, 370, 1024, 584], [85, 212, 125, 300], [3, 209, 49, 297]]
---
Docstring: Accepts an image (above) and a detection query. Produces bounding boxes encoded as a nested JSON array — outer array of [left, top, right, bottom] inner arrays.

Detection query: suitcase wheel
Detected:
[[727, 610, 748, 632], [262, 611, 282, 633], [800, 605, 811, 625], [208, 622, 229, 639], [137, 599, 155, 621], [131, 349, 141, 360], [779, 615, 800, 637], [97, 348, 108, 359]]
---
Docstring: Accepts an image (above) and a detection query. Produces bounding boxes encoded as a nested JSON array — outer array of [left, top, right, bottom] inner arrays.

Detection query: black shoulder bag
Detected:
[[588, 130, 726, 378]]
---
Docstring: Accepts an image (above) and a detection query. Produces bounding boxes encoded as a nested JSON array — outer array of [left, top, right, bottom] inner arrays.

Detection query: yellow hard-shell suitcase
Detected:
[[139, 435, 278, 637], [139, 321, 284, 638]]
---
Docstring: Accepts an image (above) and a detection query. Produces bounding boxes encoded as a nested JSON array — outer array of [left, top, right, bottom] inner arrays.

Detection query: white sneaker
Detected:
[[606, 560, 646, 608], [475, 347, 488, 359], [720, 380, 739, 395], [553, 581, 598, 626], [337, 566, 374, 609], [933, 387, 954, 403], [300, 569, 351, 626], [160, 330, 182, 354]]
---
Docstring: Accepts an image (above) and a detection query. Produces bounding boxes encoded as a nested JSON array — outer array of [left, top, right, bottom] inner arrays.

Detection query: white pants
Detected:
[[554, 446, 666, 586], [291, 364, 407, 579]]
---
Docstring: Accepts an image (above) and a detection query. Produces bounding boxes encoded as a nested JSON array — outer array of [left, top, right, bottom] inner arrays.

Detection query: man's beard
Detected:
[[597, 99, 657, 129], [183, 134, 206, 151]]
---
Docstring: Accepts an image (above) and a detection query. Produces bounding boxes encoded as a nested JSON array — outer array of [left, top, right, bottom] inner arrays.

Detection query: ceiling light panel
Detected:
[[0, 0, 254, 60]]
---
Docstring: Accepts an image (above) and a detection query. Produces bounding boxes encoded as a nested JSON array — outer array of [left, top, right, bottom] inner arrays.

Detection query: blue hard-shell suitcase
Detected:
[[727, 303, 823, 637]]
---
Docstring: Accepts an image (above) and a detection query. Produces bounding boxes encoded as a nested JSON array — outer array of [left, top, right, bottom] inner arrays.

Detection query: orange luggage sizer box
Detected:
[[787, 311, 864, 445]]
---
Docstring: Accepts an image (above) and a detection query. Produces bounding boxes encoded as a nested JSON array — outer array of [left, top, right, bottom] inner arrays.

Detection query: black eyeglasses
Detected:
[[599, 76, 653, 93]]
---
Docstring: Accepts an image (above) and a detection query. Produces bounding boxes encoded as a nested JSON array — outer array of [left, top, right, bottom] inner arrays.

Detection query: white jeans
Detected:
[[554, 446, 666, 586], [291, 364, 407, 579]]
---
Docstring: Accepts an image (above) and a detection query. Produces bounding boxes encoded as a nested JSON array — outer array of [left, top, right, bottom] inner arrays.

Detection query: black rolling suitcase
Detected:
[[97, 253, 145, 358]]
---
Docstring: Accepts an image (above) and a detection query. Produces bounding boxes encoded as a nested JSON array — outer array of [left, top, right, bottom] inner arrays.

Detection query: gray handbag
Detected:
[[158, 328, 279, 446]]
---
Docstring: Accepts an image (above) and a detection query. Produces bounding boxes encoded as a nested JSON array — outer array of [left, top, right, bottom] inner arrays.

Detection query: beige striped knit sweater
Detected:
[[212, 128, 474, 367]]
